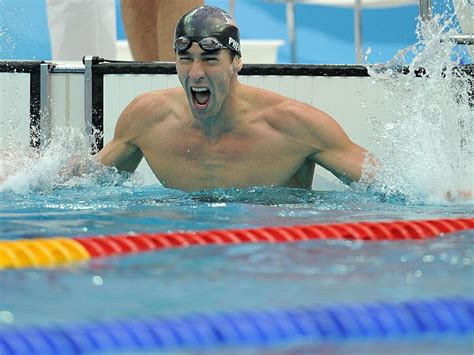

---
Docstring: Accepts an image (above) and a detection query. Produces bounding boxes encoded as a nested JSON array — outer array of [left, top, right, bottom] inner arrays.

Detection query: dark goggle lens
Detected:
[[198, 37, 224, 51], [174, 37, 192, 52], [174, 36, 224, 52]]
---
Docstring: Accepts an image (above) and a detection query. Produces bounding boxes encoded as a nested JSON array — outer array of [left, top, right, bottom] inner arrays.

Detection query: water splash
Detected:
[[361, 12, 473, 204], [0, 128, 141, 194]]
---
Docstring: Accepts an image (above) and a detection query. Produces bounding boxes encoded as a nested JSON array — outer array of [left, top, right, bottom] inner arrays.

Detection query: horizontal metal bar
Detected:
[[50, 65, 85, 73], [450, 34, 474, 45]]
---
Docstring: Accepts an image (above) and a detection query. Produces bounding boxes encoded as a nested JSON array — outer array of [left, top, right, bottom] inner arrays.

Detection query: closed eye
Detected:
[[178, 56, 192, 62], [203, 57, 219, 63]]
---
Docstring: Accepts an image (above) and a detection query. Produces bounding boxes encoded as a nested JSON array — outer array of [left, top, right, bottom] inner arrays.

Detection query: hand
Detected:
[[0, 147, 40, 184], [444, 190, 473, 202]]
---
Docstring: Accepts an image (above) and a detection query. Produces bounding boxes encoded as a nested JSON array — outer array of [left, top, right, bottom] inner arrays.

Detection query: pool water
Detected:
[[1, 184, 472, 239], [1, 185, 473, 353]]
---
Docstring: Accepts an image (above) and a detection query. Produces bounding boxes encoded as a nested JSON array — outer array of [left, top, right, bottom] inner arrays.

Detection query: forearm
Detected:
[[313, 145, 373, 186], [97, 140, 143, 173]]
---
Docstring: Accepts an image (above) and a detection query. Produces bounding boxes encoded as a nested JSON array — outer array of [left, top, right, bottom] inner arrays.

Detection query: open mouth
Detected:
[[191, 87, 211, 110]]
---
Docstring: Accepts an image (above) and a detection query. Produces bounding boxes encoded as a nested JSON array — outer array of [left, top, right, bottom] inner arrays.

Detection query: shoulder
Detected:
[[240, 84, 324, 124], [121, 88, 182, 123], [255, 90, 350, 152], [114, 88, 184, 139]]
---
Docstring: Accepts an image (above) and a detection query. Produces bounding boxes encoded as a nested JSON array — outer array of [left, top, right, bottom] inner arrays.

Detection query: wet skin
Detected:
[[97, 43, 368, 191]]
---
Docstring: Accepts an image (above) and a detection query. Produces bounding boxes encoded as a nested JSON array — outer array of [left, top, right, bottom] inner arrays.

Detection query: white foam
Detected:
[[363, 13, 473, 204], [0, 128, 143, 194]]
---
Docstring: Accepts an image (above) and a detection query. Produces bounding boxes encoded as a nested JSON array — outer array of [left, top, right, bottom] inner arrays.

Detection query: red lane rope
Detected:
[[74, 217, 474, 258]]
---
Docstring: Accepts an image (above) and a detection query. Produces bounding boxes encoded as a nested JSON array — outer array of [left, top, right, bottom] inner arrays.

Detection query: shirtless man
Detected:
[[97, 5, 370, 192]]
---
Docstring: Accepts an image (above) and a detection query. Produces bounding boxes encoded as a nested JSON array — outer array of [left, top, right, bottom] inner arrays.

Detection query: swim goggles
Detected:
[[174, 36, 230, 53]]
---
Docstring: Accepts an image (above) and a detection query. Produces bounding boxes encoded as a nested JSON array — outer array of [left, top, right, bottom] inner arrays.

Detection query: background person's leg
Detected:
[[121, 0, 203, 61], [121, 0, 158, 61], [156, 0, 203, 61]]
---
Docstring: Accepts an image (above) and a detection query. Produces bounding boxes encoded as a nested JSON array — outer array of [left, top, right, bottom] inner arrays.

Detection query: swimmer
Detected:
[[97, 5, 372, 192]]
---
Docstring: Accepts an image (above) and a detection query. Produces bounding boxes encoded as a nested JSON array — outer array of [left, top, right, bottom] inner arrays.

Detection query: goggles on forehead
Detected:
[[174, 36, 236, 54]]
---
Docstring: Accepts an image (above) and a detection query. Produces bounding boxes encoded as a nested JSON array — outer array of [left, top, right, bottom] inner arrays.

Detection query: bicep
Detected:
[[277, 100, 374, 185], [304, 112, 370, 184], [96, 95, 151, 172], [97, 138, 143, 173], [310, 141, 368, 184]]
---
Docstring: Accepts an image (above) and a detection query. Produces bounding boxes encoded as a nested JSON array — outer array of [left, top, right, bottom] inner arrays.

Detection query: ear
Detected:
[[232, 55, 243, 73]]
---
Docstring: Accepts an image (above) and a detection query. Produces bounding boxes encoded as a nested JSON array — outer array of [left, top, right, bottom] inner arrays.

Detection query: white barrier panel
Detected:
[[50, 74, 85, 133], [0, 72, 31, 149]]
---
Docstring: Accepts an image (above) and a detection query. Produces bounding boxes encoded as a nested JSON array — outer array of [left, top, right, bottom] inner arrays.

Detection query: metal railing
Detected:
[[419, 0, 474, 45], [271, 1, 472, 64]]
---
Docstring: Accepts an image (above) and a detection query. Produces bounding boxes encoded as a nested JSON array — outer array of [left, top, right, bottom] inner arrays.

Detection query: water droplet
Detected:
[[422, 254, 434, 263], [92, 275, 103, 286], [0, 311, 14, 324]]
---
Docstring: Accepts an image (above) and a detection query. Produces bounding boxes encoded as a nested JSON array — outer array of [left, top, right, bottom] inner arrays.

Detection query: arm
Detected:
[[304, 110, 472, 201], [308, 121, 371, 185], [283, 101, 375, 185], [96, 95, 147, 173], [96, 135, 143, 173], [281, 101, 472, 202]]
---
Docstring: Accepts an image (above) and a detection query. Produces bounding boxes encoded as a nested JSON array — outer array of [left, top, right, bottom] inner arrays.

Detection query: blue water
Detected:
[[1, 185, 473, 353], [1, 184, 472, 239]]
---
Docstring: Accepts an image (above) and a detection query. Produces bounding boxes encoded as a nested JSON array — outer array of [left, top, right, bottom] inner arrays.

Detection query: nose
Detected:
[[188, 61, 205, 82]]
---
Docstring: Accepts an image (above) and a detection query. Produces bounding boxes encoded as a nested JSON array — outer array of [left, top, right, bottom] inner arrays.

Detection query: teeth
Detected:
[[191, 87, 209, 92]]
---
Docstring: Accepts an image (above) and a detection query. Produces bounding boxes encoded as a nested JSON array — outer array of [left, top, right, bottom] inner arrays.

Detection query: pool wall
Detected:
[[1, 61, 473, 187]]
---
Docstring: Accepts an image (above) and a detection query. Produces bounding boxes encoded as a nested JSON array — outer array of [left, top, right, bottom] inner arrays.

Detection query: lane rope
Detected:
[[0, 296, 473, 354], [1, 217, 472, 269]]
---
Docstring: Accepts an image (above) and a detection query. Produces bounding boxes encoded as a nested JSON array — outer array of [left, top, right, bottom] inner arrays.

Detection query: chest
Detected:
[[138, 125, 306, 190]]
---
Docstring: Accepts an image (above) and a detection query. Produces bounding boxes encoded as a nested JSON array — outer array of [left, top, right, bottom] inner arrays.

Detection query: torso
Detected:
[[130, 85, 316, 191]]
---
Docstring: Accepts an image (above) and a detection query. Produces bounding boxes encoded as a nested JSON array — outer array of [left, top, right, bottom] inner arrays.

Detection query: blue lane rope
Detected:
[[1, 297, 473, 354]]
